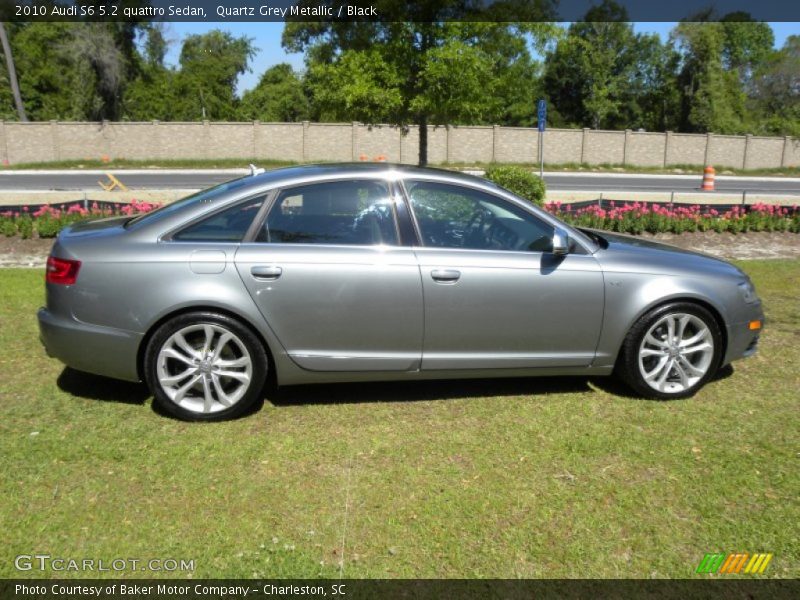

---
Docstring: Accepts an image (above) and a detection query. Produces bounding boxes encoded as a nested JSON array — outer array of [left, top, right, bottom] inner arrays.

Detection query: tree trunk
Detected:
[[0, 22, 28, 122], [418, 114, 428, 167]]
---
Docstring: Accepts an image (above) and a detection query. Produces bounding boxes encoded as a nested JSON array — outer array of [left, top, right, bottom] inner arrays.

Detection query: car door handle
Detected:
[[251, 266, 282, 280], [431, 269, 461, 283]]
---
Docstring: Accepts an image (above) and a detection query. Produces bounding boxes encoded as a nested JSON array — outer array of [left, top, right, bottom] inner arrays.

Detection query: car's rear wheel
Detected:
[[144, 312, 267, 421], [617, 302, 723, 399]]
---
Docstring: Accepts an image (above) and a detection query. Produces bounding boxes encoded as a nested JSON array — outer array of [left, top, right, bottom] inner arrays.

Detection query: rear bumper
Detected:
[[37, 307, 143, 382]]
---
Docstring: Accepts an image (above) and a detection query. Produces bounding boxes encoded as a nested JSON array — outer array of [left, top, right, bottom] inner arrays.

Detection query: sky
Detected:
[[162, 21, 799, 96]]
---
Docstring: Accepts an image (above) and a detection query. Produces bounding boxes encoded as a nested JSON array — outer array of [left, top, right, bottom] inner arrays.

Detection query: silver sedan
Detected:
[[38, 164, 764, 421]]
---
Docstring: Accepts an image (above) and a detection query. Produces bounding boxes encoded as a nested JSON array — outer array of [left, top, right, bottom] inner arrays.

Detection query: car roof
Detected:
[[247, 163, 489, 187]]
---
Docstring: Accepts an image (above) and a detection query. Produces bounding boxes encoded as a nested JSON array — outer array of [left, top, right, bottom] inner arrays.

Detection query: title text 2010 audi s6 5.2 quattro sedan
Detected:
[[38, 164, 764, 421]]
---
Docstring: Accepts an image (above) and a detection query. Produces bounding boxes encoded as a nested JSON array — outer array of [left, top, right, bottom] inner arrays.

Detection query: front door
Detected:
[[405, 179, 604, 370]]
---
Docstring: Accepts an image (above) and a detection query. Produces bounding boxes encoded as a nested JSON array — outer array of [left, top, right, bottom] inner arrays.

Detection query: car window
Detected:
[[257, 180, 398, 246], [406, 180, 554, 252], [173, 197, 264, 242], [127, 176, 254, 229]]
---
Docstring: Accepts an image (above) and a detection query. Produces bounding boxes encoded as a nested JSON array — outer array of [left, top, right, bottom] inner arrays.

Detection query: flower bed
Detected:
[[0, 201, 160, 239], [544, 201, 800, 234], [1, 199, 799, 240]]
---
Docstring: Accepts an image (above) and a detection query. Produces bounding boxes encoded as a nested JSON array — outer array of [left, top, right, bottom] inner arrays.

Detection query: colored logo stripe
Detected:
[[744, 553, 773, 574], [696, 553, 726, 573], [720, 553, 749, 573], [697, 553, 773, 574]]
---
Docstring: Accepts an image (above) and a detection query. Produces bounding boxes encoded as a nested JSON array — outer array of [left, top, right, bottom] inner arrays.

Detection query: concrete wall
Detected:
[[447, 126, 494, 163], [625, 131, 666, 167], [542, 129, 583, 164], [666, 133, 707, 166], [744, 136, 784, 170], [582, 129, 625, 165], [707, 134, 747, 169], [257, 122, 303, 161], [0, 120, 796, 169], [494, 126, 538, 163]]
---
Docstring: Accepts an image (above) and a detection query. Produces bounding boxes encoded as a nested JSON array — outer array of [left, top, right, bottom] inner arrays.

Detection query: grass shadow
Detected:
[[267, 375, 593, 407], [589, 363, 736, 400], [57, 367, 149, 405], [55, 365, 737, 414], [711, 363, 735, 383], [148, 390, 265, 422]]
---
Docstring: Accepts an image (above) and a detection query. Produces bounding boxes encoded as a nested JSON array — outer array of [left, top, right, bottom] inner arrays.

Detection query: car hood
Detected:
[[584, 228, 744, 278]]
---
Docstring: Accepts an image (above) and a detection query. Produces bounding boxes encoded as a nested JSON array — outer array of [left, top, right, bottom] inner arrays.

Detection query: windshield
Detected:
[[126, 176, 252, 228]]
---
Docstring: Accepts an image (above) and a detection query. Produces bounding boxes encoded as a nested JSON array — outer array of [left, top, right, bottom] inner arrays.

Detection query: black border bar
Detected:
[[2, 0, 800, 23], [3, 579, 800, 600]]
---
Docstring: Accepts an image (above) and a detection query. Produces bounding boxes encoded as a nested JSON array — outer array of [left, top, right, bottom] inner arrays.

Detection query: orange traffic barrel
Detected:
[[701, 166, 715, 191]]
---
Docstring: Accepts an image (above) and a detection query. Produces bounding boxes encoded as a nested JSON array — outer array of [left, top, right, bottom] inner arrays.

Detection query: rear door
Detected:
[[235, 178, 423, 372]]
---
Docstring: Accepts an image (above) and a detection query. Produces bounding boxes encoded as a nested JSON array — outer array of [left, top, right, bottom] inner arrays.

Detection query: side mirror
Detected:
[[552, 228, 569, 256]]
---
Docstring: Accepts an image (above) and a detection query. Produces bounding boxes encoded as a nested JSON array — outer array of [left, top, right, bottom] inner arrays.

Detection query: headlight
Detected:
[[738, 281, 759, 304]]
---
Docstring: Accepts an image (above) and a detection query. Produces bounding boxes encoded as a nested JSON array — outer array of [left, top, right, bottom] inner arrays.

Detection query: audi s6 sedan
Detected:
[[38, 164, 764, 421]]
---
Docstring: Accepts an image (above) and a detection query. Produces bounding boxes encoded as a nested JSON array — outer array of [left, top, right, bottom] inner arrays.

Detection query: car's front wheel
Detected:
[[617, 302, 723, 399], [144, 312, 267, 421]]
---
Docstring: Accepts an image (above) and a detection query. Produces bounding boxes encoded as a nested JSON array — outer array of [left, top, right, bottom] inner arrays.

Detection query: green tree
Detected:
[[486, 52, 544, 127], [0, 56, 14, 120], [239, 63, 309, 122], [0, 22, 27, 121], [5, 23, 85, 119], [750, 36, 800, 136], [123, 68, 179, 121], [140, 23, 168, 69], [122, 24, 176, 121], [627, 33, 681, 131], [2, 22, 143, 121], [284, 5, 557, 165], [63, 22, 137, 120], [172, 30, 256, 120], [672, 20, 748, 134], [720, 13, 775, 89], [543, 1, 670, 130]]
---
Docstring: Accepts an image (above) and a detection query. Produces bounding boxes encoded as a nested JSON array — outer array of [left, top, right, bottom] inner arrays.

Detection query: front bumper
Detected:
[[38, 308, 143, 382], [723, 305, 764, 365]]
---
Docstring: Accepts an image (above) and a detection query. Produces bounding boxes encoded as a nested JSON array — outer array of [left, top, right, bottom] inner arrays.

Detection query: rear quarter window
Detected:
[[172, 197, 264, 242]]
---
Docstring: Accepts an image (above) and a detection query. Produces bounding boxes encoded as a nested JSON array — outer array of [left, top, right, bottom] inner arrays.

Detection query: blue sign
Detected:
[[537, 99, 546, 132]]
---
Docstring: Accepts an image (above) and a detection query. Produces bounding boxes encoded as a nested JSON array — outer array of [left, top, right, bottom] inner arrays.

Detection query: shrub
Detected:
[[36, 215, 61, 238], [17, 215, 33, 239], [485, 165, 546, 206], [1, 218, 15, 237]]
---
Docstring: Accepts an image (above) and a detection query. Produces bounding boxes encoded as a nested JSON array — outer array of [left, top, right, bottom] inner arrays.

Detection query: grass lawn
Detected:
[[1, 260, 798, 579]]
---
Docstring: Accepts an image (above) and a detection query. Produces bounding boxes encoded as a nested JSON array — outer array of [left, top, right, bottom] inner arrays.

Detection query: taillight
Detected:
[[46, 256, 81, 285]]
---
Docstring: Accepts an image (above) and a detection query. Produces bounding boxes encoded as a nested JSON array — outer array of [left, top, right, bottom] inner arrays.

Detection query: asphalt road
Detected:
[[1, 169, 799, 195]]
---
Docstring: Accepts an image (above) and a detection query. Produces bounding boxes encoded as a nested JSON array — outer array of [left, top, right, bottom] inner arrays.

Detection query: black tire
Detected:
[[616, 302, 723, 400], [144, 311, 268, 421]]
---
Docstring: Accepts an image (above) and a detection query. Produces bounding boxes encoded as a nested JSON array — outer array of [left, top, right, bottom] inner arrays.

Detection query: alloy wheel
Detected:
[[156, 323, 253, 414], [637, 312, 715, 394]]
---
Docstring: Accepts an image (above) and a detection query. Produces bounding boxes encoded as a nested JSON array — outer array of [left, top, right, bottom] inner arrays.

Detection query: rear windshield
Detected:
[[126, 177, 252, 229]]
